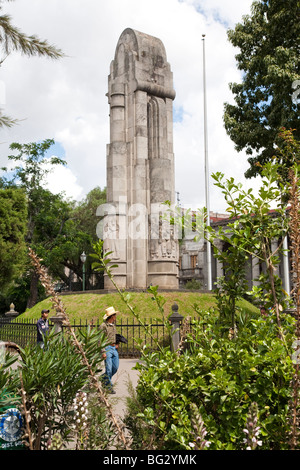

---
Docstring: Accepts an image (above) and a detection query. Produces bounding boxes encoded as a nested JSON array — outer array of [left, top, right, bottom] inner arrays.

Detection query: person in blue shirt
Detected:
[[36, 309, 49, 348]]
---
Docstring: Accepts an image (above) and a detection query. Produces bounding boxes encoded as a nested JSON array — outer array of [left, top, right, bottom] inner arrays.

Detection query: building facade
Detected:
[[179, 211, 292, 295]]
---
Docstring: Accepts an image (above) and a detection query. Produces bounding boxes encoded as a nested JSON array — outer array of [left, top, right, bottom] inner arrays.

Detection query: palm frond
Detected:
[[0, 13, 63, 59], [0, 109, 18, 128]]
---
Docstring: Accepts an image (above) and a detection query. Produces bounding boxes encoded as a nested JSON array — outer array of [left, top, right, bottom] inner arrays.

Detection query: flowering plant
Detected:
[[243, 402, 262, 450]]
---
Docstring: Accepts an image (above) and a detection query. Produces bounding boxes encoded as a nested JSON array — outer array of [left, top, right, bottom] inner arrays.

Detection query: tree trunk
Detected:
[[26, 270, 39, 309]]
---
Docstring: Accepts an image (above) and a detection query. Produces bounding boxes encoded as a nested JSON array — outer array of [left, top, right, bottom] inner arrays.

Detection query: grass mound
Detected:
[[20, 290, 259, 323]]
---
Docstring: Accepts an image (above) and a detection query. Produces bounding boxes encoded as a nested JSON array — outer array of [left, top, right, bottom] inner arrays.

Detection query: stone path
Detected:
[[109, 358, 140, 420]]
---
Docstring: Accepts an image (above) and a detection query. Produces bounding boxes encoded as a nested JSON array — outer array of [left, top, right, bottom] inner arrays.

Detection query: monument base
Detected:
[[104, 260, 179, 290]]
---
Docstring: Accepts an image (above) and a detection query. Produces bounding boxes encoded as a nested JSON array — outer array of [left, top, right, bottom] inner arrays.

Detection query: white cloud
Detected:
[[0, 0, 257, 212], [44, 161, 84, 200]]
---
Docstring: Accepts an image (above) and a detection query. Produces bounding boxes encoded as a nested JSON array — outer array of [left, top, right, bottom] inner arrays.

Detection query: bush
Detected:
[[1, 326, 115, 450], [125, 311, 296, 450], [185, 279, 202, 290]]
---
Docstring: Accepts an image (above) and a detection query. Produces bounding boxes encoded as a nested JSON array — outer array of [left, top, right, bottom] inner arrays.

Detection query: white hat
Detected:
[[103, 306, 119, 321]]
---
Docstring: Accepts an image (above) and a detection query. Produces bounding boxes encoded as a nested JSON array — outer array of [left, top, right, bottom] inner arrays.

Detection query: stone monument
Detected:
[[101, 28, 178, 289]]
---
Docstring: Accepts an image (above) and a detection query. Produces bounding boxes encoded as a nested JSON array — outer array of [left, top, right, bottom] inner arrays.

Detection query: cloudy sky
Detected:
[[0, 0, 259, 212]]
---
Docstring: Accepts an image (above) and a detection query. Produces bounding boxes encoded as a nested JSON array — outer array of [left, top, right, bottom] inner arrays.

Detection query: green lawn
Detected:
[[20, 290, 259, 323]]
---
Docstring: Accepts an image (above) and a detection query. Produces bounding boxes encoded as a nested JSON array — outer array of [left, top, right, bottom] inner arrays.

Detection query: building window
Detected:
[[190, 255, 198, 269]]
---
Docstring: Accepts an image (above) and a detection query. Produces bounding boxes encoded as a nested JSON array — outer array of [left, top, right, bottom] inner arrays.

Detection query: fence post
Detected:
[[50, 313, 64, 334], [5, 303, 19, 318], [169, 303, 183, 352]]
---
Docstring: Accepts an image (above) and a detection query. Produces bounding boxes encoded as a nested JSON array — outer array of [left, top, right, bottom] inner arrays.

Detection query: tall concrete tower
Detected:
[[102, 28, 178, 289]]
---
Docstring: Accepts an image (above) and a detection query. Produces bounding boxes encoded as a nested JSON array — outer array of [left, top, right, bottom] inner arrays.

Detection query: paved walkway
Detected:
[[109, 358, 140, 420]]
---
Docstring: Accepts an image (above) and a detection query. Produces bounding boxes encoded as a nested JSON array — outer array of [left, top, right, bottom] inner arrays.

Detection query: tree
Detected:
[[0, 0, 63, 128], [1, 151, 106, 305], [72, 186, 106, 243], [1, 139, 67, 307], [0, 187, 27, 290], [2, 139, 66, 243], [46, 187, 107, 290], [223, 0, 300, 178]]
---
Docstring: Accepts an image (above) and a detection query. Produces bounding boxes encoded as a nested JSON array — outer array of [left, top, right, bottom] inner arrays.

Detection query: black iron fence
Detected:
[[0, 318, 37, 348], [0, 317, 169, 358]]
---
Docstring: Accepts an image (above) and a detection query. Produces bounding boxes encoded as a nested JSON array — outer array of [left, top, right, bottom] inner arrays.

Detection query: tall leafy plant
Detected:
[[18, 329, 105, 449], [209, 162, 290, 335], [27, 247, 131, 450]]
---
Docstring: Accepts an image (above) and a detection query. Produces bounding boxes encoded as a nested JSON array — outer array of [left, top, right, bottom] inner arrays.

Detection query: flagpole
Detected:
[[202, 34, 212, 291]]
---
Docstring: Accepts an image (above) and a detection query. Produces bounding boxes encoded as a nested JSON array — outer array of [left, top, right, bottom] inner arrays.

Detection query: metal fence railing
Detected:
[[0, 317, 170, 358], [0, 318, 37, 349]]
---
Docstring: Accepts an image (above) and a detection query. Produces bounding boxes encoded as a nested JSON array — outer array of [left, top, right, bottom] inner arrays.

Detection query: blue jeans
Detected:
[[102, 346, 119, 389]]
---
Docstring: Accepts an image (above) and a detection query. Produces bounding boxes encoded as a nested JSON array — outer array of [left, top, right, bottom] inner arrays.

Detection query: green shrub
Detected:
[[125, 311, 296, 450], [2, 326, 115, 450], [185, 279, 202, 290]]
